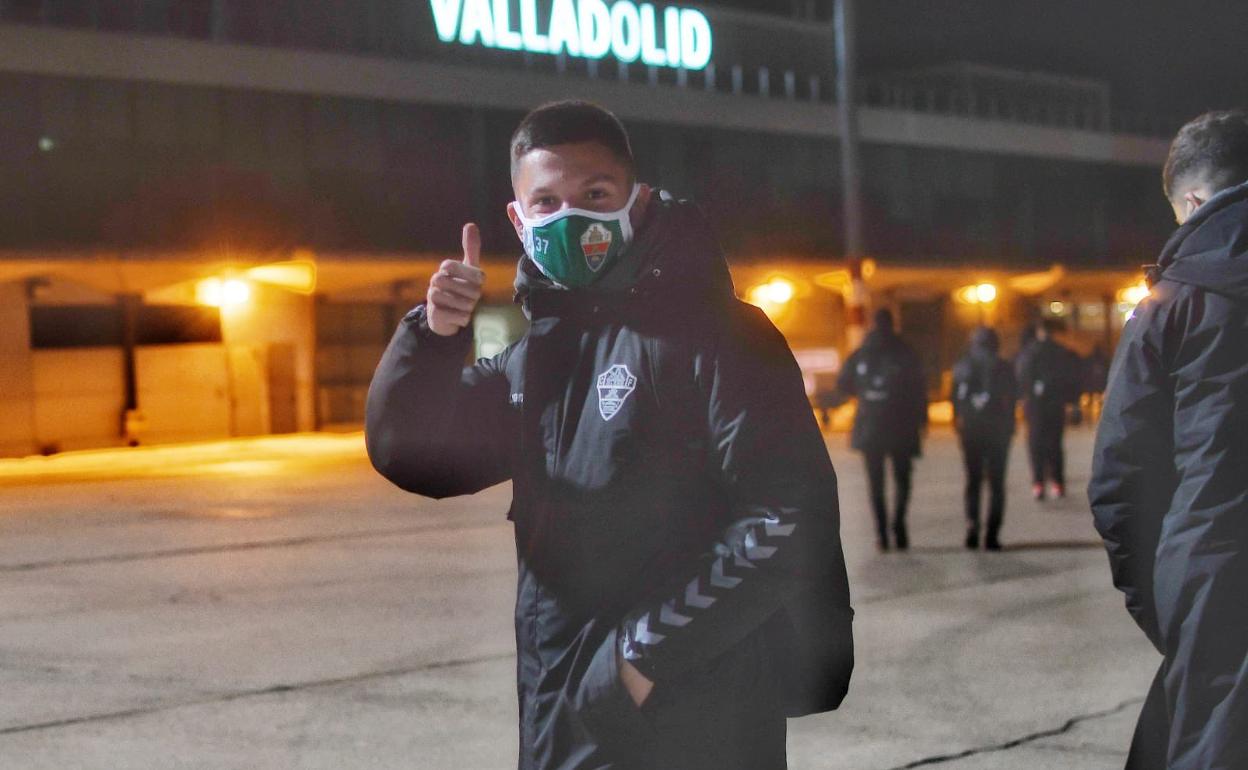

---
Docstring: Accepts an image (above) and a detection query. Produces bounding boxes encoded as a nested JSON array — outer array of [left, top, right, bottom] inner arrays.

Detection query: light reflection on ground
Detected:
[[0, 434, 368, 487]]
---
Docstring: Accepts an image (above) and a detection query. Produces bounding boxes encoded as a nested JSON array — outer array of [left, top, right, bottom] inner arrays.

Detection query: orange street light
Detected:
[[1119, 280, 1150, 306], [196, 277, 252, 308], [746, 277, 799, 322], [1116, 279, 1151, 320], [955, 282, 998, 305], [747, 277, 796, 307]]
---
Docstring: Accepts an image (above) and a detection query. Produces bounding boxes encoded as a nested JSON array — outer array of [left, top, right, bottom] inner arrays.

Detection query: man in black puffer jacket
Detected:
[[837, 309, 927, 551], [1090, 110, 1248, 770], [1016, 319, 1081, 501], [952, 327, 1017, 551], [366, 101, 854, 770]]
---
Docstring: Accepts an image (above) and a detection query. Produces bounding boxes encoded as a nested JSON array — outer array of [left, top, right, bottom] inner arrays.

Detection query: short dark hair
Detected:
[[1163, 110, 1248, 200], [509, 101, 635, 180], [872, 308, 895, 332]]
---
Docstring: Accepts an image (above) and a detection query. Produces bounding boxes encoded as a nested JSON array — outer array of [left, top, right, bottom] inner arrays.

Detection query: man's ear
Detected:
[[1181, 191, 1205, 222], [506, 201, 525, 244]]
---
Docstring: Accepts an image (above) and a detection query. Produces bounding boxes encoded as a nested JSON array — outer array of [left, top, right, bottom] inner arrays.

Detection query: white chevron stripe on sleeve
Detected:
[[734, 552, 758, 569], [765, 521, 797, 537], [685, 579, 716, 609], [744, 530, 777, 560], [634, 613, 667, 646], [659, 600, 692, 627], [710, 557, 743, 589]]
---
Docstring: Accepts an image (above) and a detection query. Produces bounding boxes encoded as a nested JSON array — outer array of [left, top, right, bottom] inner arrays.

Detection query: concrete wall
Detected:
[[135, 344, 231, 444], [31, 348, 124, 453], [0, 282, 36, 457], [220, 285, 317, 433]]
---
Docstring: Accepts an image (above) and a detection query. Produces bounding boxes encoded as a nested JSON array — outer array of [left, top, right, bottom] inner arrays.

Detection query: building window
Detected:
[[29, 305, 222, 349]]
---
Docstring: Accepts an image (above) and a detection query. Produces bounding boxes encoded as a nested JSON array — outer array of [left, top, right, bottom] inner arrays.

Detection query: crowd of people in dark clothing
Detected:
[[837, 310, 1097, 552]]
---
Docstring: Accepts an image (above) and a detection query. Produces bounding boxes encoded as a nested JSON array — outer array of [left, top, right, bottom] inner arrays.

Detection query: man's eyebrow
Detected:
[[581, 173, 620, 186]]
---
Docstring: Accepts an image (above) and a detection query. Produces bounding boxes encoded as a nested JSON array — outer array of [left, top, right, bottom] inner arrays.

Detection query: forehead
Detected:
[[513, 142, 631, 190]]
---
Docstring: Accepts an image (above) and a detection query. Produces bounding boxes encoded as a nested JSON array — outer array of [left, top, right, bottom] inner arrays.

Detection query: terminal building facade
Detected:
[[0, 0, 1176, 456]]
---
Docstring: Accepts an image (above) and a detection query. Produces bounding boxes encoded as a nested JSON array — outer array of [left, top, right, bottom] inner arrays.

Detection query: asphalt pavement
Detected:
[[0, 428, 1157, 769]]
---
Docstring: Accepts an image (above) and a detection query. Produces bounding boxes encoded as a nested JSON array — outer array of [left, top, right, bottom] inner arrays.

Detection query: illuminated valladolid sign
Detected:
[[430, 0, 714, 70]]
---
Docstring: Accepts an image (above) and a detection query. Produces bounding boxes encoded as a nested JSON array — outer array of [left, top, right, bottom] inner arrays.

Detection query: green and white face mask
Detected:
[[515, 184, 641, 289]]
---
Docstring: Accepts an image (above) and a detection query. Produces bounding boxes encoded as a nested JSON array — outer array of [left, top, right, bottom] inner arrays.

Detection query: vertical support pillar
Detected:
[[210, 0, 227, 40], [118, 293, 145, 445], [835, 0, 867, 351]]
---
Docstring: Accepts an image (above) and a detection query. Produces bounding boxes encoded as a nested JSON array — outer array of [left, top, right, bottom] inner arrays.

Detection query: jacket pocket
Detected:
[[571, 628, 656, 761]]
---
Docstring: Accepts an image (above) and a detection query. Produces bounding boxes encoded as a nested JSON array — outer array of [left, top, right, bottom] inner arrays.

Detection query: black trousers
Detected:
[[960, 435, 1008, 537], [863, 450, 912, 538], [1026, 411, 1065, 486]]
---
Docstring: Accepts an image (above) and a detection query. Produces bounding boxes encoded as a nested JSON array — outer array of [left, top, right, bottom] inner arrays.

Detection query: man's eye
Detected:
[[586, 189, 608, 200]]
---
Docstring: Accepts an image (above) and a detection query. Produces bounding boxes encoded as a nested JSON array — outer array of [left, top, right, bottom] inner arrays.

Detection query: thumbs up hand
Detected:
[[427, 223, 486, 337]]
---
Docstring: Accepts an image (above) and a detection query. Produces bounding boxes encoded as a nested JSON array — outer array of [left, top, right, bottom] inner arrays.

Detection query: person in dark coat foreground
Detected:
[[1089, 109, 1248, 770], [366, 101, 853, 770], [837, 309, 927, 551], [1016, 319, 1081, 500], [952, 327, 1017, 551]]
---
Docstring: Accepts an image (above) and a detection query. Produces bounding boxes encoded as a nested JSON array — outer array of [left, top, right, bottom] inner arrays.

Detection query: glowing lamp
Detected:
[[1119, 281, 1150, 306], [245, 260, 317, 294], [956, 282, 998, 305], [748, 278, 795, 307], [197, 278, 252, 308]]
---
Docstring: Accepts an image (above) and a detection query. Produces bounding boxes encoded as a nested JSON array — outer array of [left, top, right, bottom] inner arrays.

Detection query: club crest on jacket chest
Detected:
[[596, 364, 637, 421]]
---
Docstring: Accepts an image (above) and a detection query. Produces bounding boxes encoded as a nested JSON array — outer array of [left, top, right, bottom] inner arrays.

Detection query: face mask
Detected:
[[513, 184, 641, 289]]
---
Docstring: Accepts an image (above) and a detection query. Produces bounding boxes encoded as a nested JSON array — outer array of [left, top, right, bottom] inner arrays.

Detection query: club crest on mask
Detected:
[[581, 223, 613, 272], [596, 364, 637, 421]]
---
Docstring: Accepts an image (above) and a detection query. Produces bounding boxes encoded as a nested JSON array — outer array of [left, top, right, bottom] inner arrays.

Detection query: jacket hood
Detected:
[[1155, 179, 1248, 300], [861, 326, 904, 351], [970, 326, 1000, 356], [513, 190, 736, 313]]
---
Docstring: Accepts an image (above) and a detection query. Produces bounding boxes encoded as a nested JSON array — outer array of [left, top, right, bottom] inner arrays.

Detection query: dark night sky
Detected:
[[705, 0, 1248, 120]]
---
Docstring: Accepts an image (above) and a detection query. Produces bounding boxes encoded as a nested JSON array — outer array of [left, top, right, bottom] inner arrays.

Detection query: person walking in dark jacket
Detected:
[[1082, 345, 1110, 423], [1016, 319, 1080, 500], [837, 309, 927, 551], [952, 327, 1017, 551], [366, 101, 854, 770], [1090, 109, 1248, 770]]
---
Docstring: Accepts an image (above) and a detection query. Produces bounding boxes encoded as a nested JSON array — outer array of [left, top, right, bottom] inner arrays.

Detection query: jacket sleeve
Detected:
[[1015, 346, 1033, 398], [365, 304, 513, 499], [1088, 293, 1176, 653], [1063, 347, 1085, 405], [1000, 362, 1019, 429], [908, 349, 929, 431], [836, 350, 859, 397], [616, 304, 852, 692], [950, 361, 968, 424]]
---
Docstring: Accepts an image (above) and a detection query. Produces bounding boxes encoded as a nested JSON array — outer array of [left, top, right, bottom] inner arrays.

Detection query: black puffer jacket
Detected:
[[952, 329, 1017, 445], [1089, 180, 1248, 769], [1015, 337, 1081, 421], [836, 327, 927, 457], [366, 196, 854, 770]]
